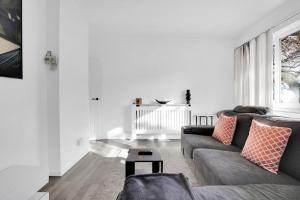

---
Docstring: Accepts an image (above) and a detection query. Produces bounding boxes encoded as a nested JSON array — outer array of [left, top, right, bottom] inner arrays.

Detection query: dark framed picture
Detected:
[[0, 0, 22, 79]]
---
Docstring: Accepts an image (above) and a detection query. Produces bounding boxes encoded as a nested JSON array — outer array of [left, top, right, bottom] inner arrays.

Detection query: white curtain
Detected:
[[234, 31, 273, 107]]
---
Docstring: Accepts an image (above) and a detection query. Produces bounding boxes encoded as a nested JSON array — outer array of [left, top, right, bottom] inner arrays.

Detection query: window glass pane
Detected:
[[280, 31, 300, 103]]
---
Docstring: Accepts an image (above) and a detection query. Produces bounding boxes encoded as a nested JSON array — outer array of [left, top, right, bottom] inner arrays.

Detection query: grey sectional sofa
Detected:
[[118, 107, 300, 200], [182, 110, 300, 199]]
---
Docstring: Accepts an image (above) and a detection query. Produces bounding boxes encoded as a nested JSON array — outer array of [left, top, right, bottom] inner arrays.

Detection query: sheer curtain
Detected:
[[234, 31, 273, 107]]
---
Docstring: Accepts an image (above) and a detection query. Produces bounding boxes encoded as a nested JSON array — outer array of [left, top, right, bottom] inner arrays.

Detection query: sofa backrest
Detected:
[[232, 114, 256, 149], [254, 117, 300, 181], [217, 106, 269, 117], [233, 106, 269, 115], [218, 111, 264, 149]]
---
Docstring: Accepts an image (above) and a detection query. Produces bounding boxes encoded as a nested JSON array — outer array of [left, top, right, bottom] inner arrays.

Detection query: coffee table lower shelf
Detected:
[[125, 161, 163, 177]]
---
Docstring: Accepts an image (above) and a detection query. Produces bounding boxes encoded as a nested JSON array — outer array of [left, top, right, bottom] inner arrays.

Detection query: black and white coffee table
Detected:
[[125, 148, 163, 177]]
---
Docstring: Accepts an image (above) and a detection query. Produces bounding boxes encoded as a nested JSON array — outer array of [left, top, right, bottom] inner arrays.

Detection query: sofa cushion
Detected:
[[241, 120, 292, 173], [216, 112, 260, 149], [212, 114, 237, 145], [255, 117, 300, 181], [192, 149, 300, 185], [192, 184, 300, 200], [182, 134, 240, 159]]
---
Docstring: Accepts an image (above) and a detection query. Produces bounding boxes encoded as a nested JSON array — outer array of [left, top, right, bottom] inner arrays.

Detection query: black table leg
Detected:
[[161, 161, 163, 173], [199, 116, 203, 125], [209, 116, 213, 126], [152, 161, 160, 173], [126, 161, 135, 177], [189, 111, 192, 125]]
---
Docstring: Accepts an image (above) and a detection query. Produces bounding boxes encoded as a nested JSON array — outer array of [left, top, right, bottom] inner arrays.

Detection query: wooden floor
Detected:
[[41, 139, 197, 200]]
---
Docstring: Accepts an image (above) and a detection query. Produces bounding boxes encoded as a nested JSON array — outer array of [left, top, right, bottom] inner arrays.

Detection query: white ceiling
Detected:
[[86, 0, 290, 38]]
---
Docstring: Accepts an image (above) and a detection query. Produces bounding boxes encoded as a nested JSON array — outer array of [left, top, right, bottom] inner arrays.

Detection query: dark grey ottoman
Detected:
[[117, 173, 195, 200]]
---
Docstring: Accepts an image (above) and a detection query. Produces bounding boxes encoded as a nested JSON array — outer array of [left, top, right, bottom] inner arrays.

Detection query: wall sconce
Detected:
[[44, 51, 58, 66]]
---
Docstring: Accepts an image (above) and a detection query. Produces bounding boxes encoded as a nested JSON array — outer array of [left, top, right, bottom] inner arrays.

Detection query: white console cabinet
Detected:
[[132, 104, 192, 135]]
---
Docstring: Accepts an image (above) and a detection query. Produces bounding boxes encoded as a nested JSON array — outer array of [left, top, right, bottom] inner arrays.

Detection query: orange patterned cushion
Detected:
[[212, 114, 237, 145], [241, 120, 292, 174]]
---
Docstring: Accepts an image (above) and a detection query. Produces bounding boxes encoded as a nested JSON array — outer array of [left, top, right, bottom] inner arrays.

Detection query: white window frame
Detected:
[[273, 20, 300, 113]]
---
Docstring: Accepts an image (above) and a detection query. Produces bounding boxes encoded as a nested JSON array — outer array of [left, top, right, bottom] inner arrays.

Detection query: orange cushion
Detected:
[[241, 120, 292, 174], [212, 114, 237, 145]]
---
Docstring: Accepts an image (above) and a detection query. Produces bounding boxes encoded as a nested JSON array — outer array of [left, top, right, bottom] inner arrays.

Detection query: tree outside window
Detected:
[[280, 31, 300, 103]]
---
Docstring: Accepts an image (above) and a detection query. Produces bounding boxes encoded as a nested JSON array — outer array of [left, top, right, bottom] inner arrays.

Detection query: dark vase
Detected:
[[186, 90, 191, 105]]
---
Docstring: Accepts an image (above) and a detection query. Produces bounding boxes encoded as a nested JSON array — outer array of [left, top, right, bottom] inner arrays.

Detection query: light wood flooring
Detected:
[[41, 139, 197, 200]]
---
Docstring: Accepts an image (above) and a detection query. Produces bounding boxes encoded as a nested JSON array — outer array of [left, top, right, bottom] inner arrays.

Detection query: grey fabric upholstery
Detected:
[[254, 117, 300, 181], [181, 126, 215, 136], [217, 112, 266, 149], [231, 114, 255, 149], [193, 149, 300, 185], [181, 134, 240, 159], [217, 106, 269, 116], [216, 110, 235, 117], [118, 173, 194, 200], [233, 106, 269, 115], [192, 184, 300, 200], [181, 112, 259, 158]]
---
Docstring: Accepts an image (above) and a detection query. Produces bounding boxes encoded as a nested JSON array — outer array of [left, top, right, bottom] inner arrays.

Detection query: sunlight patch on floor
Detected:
[[120, 159, 125, 165], [91, 141, 129, 158]]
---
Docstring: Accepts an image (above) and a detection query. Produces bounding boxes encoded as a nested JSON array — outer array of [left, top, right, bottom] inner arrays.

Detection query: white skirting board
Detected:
[[28, 192, 49, 200]]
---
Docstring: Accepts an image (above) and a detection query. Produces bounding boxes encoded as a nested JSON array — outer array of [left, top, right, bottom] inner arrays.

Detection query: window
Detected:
[[273, 21, 300, 112], [279, 31, 300, 103]]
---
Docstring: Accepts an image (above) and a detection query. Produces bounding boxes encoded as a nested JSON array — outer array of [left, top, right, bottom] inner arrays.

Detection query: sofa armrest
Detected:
[[181, 125, 215, 136]]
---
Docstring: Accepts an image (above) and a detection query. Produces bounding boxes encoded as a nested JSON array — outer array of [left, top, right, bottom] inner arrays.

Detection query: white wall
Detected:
[[58, 0, 90, 175], [235, 0, 300, 47], [45, 0, 91, 177], [0, 0, 49, 198], [89, 32, 235, 139], [46, 0, 61, 176]]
